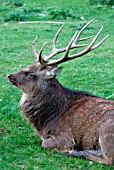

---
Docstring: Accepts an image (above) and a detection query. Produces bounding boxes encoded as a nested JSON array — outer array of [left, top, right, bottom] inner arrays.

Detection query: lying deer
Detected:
[[7, 20, 114, 165]]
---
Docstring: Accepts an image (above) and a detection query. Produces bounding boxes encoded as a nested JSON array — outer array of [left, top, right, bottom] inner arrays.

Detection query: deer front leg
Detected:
[[42, 132, 75, 151], [42, 136, 58, 150]]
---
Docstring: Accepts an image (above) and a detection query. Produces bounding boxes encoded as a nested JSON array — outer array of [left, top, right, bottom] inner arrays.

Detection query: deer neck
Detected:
[[20, 79, 72, 132]]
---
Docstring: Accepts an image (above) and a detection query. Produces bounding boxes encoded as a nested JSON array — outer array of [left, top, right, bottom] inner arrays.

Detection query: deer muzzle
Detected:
[[7, 74, 18, 86]]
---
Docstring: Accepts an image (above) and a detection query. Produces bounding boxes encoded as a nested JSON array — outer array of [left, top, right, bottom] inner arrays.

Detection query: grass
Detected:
[[0, 0, 114, 169], [0, 0, 114, 22]]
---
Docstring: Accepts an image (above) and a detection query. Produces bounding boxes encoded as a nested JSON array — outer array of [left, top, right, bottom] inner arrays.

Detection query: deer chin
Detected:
[[8, 78, 18, 86]]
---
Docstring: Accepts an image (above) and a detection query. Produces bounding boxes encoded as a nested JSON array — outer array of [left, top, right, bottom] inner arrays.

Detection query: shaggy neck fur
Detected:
[[20, 78, 98, 132]]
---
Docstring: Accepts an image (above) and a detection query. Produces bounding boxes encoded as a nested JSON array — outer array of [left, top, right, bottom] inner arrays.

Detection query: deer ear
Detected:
[[47, 66, 63, 79]]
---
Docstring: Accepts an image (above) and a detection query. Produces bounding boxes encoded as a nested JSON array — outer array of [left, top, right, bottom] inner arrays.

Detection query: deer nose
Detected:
[[7, 74, 13, 79]]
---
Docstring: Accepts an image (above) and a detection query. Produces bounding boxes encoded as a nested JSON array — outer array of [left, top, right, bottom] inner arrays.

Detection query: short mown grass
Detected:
[[0, 0, 114, 170]]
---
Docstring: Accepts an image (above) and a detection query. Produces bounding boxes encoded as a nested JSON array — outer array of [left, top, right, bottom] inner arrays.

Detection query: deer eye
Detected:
[[25, 72, 34, 78]]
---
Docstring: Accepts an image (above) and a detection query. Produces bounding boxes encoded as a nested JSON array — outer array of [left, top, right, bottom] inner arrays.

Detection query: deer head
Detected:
[[7, 19, 108, 94]]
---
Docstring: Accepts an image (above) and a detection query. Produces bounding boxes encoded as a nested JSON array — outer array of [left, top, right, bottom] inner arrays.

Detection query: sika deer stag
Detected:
[[7, 20, 114, 165]]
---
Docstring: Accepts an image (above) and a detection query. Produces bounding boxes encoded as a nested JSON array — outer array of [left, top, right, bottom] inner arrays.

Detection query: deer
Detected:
[[7, 19, 114, 165]]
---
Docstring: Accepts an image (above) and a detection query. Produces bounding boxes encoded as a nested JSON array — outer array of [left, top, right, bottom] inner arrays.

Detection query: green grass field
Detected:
[[0, 0, 114, 169]]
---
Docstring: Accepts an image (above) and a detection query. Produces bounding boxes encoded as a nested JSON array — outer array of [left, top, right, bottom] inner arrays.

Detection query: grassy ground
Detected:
[[0, 0, 114, 170]]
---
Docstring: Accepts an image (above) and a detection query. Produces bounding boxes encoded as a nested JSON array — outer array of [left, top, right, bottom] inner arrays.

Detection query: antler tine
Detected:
[[91, 34, 109, 50], [44, 25, 64, 60], [52, 25, 64, 50], [32, 35, 39, 60], [39, 42, 47, 65], [79, 36, 93, 41], [73, 19, 94, 45], [87, 26, 104, 49]]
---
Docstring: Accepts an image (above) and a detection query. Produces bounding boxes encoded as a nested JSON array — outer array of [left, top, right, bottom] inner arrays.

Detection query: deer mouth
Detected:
[[7, 77, 18, 86]]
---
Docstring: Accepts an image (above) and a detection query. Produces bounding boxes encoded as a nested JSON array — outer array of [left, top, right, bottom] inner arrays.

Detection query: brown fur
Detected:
[[7, 61, 114, 165]]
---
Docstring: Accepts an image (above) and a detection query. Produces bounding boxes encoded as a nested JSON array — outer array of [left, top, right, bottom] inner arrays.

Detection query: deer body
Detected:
[[19, 76, 114, 165], [7, 20, 114, 165]]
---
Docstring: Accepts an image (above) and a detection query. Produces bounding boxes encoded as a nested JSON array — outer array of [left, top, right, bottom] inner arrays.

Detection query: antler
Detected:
[[32, 19, 109, 66], [32, 25, 89, 61]]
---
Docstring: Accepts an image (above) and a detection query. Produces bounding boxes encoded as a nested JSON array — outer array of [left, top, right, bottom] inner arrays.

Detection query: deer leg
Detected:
[[65, 149, 113, 165], [66, 149, 102, 159], [66, 118, 114, 165], [42, 132, 75, 151], [98, 118, 114, 165], [42, 136, 58, 150]]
